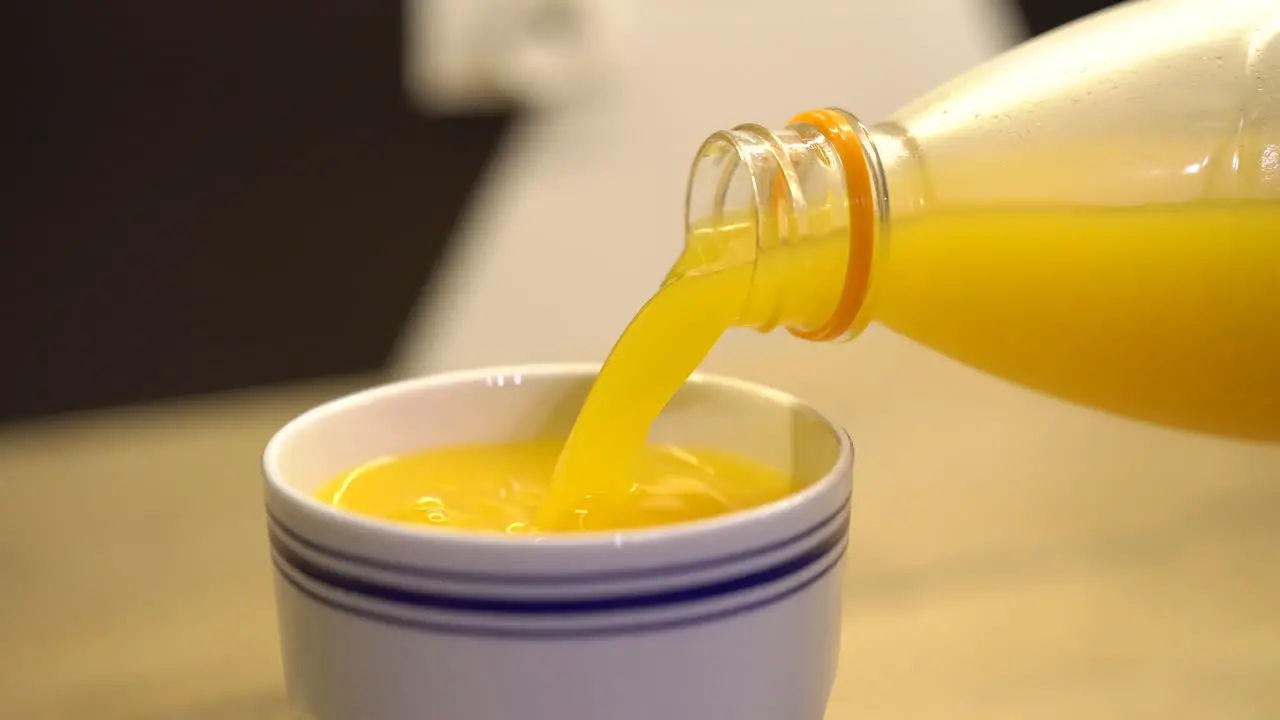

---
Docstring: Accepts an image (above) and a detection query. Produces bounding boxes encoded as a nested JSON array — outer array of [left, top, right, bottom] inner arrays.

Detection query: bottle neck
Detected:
[[676, 108, 888, 341]]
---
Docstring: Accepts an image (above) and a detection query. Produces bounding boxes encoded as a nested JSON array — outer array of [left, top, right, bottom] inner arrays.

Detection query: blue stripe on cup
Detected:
[[272, 540, 848, 639], [270, 515, 846, 615], [266, 493, 852, 585]]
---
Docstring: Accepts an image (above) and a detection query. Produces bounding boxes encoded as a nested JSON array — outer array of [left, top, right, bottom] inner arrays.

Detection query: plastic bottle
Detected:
[[675, 0, 1280, 443]]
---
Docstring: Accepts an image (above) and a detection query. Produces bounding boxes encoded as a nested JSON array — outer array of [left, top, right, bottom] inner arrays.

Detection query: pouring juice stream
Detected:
[[543, 197, 1280, 528]]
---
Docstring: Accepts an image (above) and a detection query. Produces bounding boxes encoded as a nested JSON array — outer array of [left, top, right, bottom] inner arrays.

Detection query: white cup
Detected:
[[263, 364, 853, 720]]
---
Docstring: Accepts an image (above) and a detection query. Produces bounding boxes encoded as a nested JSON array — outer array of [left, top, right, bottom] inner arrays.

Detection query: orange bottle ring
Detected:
[[787, 109, 875, 342]]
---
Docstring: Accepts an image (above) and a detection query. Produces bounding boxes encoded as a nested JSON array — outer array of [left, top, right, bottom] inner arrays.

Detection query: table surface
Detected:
[[3, 355, 1279, 719]]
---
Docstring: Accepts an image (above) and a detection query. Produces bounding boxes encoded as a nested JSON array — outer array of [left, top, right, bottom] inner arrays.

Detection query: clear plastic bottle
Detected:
[[676, 0, 1280, 442]]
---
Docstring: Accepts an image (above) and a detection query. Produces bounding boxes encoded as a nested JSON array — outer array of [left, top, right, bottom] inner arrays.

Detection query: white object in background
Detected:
[[394, 0, 1020, 377], [264, 365, 853, 720], [404, 0, 631, 112]]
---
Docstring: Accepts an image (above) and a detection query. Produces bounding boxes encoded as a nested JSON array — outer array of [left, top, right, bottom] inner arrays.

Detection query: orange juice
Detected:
[[313, 439, 791, 533], [874, 201, 1280, 442]]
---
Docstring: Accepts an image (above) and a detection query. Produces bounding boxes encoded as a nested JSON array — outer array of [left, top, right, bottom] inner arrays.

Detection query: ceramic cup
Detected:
[[263, 364, 853, 720]]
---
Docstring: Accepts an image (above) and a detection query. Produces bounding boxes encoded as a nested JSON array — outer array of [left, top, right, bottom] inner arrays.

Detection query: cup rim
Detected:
[[263, 362, 852, 550]]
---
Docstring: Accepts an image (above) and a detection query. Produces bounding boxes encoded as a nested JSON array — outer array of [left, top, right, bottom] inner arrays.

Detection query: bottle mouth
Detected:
[[680, 110, 884, 340], [676, 128, 787, 287]]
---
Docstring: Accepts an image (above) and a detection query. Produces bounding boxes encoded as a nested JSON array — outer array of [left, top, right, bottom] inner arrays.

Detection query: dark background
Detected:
[[0, 0, 1121, 423]]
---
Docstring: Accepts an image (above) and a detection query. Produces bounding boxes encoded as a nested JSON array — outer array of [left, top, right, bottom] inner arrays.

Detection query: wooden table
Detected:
[[3, 346, 1278, 718]]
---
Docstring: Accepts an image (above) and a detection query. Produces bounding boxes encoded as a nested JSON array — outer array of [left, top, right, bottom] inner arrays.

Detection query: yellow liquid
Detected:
[[875, 200, 1280, 442], [313, 439, 792, 533]]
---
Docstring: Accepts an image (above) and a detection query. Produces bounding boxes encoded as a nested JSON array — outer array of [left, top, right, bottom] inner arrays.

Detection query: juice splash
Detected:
[[314, 439, 792, 533]]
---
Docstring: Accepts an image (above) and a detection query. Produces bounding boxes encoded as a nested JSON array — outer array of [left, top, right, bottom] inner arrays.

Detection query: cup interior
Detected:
[[266, 365, 845, 506]]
